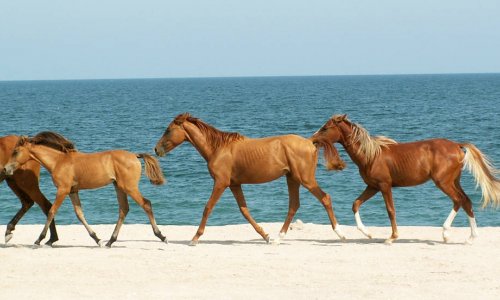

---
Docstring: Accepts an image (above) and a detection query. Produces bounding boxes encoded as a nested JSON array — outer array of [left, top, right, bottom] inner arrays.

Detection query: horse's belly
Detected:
[[231, 167, 287, 184], [73, 176, 114, 190]]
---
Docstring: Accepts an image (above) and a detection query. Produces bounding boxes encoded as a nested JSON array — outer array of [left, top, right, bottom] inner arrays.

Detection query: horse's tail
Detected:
[[136, 153, 165, 185], [312, 139, 346, 171], [460, 143, 500, 208]]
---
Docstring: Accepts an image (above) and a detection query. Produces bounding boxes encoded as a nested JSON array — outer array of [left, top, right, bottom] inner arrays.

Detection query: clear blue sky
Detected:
[[1, 0, 499, 80]]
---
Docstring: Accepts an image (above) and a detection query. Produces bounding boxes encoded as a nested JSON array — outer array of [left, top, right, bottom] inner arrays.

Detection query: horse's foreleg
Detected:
[[69, 192, 103, 247], [352, 186, 378, 239], [106, 185, 130, 247], [230, 185, 269, 243], [36, 190, 67, 246], [379, 185, 398, 244], [275, 176, 301, 244], [128, 189, 167, 244], [191, 183, 226, 246]]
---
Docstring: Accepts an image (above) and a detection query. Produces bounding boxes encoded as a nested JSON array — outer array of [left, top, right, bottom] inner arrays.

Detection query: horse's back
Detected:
[[226, 134, 317, 184], [379, 138, 463, 186]]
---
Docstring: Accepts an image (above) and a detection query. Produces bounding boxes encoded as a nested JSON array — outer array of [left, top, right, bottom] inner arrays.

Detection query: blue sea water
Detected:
[[0, 74, 499, 228]]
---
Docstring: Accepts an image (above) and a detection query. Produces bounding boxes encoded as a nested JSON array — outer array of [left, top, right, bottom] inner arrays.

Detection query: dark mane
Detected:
[[178, 113, 244, 149], [28, 131, 77, 153]]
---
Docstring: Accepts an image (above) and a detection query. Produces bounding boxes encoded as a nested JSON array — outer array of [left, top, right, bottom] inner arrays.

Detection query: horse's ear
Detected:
[[341, 114, 348, 121], [332, 114, 346, 123], [17, 136, 29, 146], [174, 112, 190, 125]]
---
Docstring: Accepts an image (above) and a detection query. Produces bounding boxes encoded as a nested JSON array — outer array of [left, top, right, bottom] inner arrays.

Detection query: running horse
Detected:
[[3, 132, 167, 247], [154, 113, 346, 245], [311, 114, 500, 244], [0, 135, 58, 245]]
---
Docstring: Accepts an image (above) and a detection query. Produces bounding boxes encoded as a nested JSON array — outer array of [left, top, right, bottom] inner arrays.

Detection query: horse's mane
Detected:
[[348, 120, 397, 162], [330, 115, 396, 162], [176, 113, 244, 150], [23, 131, 77, 153]]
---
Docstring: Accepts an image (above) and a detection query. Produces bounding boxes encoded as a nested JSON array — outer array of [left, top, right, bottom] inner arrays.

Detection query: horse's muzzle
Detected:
[[154, 146, 165, 157]]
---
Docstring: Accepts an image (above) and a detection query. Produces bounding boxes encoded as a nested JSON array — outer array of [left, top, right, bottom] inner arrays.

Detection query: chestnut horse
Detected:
[[0, 135, 58, 245], [3, 132, 167, 247], [154, 113, 346, 245], [311, 114, 500, 244]]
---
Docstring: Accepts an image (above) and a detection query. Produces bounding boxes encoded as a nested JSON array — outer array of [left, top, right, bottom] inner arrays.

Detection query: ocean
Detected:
[[0, 74, 499, 227]]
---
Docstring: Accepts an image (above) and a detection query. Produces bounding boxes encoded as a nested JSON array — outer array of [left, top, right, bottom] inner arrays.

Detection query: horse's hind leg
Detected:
[[457, 184, 478, 244], [302, 180, 346, 240], [352, 186, 378, 239], [5, 179, 34, 243], [69, 192, 103, 246], [106, 184, 130, 247], [434, 178, 464, 243], [275, 176, 300, 244], [127, 188, 167, 244], [230, 185, 270, 243]]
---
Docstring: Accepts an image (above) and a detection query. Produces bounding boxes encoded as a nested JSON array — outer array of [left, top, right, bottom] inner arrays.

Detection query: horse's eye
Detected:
[[320, 127, 327, 132]]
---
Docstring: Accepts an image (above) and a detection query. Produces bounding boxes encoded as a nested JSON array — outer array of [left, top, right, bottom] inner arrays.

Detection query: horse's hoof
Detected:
[[189, 240, 199, 246], [45, 241, 54, 247], [98, 240, 106, 247], [367, 233, 373, 239], [5, 233, 13, 244], [163, 239, 169, 244], [464, 237, 475, 245], [384, 239, 394, 245]]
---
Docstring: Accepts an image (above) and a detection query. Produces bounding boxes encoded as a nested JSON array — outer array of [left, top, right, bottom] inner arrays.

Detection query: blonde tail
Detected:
[[461, 143, 500, 208], [137, 153, 165, 185]]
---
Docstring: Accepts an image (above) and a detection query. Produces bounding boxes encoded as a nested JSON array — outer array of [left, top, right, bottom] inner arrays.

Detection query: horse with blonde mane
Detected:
[[0, 135, 58, 245], [154, 113, 346, 245], [311, 114, 500, 244], [3, 132, 167, 247]]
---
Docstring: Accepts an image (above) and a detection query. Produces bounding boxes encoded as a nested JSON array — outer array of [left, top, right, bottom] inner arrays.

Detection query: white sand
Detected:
[[1, 223, 499, 299]]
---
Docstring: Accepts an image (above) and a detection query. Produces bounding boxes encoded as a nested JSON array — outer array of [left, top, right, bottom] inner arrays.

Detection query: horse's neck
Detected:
[[29, 145, 66, 173], [338, 123, 370, 167], [183, 122, 214, 161]]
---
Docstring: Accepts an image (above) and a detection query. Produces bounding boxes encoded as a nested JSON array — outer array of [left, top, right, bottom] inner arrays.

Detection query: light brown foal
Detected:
[[4, 132, 166, 247], [155, 113, 346, 245]]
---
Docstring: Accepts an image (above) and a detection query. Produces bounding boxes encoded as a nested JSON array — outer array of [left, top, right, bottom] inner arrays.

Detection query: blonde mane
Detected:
[[348, 122, 397, 162]]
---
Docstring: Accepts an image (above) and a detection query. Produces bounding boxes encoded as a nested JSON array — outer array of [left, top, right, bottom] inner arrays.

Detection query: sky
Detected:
[[1, 0, 499, 80]]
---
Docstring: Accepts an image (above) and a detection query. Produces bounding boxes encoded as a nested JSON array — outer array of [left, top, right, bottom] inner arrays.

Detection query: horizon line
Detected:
[[1, 71, 499, 83]]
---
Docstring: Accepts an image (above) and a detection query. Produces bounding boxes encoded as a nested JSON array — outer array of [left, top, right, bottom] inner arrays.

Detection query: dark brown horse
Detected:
[[311, 114, 500, 244], [0, 135, 58, 245], [154, 113, 346, 245], [4, 132, 166, 247]]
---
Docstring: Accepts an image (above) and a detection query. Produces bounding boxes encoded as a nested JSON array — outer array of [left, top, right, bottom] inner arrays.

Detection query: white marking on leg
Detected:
[[466, 216, 478, 244], [442, 209, 457, 243], [334, 223, 346, 241], [272, 232, 285, 245], [355, 212, 372, 238]]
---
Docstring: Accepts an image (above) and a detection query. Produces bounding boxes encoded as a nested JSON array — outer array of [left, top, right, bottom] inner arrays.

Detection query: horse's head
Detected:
[[311, 114, 350, 145], [310, 114, 349, 171], [3, 136, 31, 175], [154, 113, 190, 157]]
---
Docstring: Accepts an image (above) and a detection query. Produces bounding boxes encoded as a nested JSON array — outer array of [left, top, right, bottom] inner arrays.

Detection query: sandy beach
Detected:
[[1, 223, 499, 299]]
